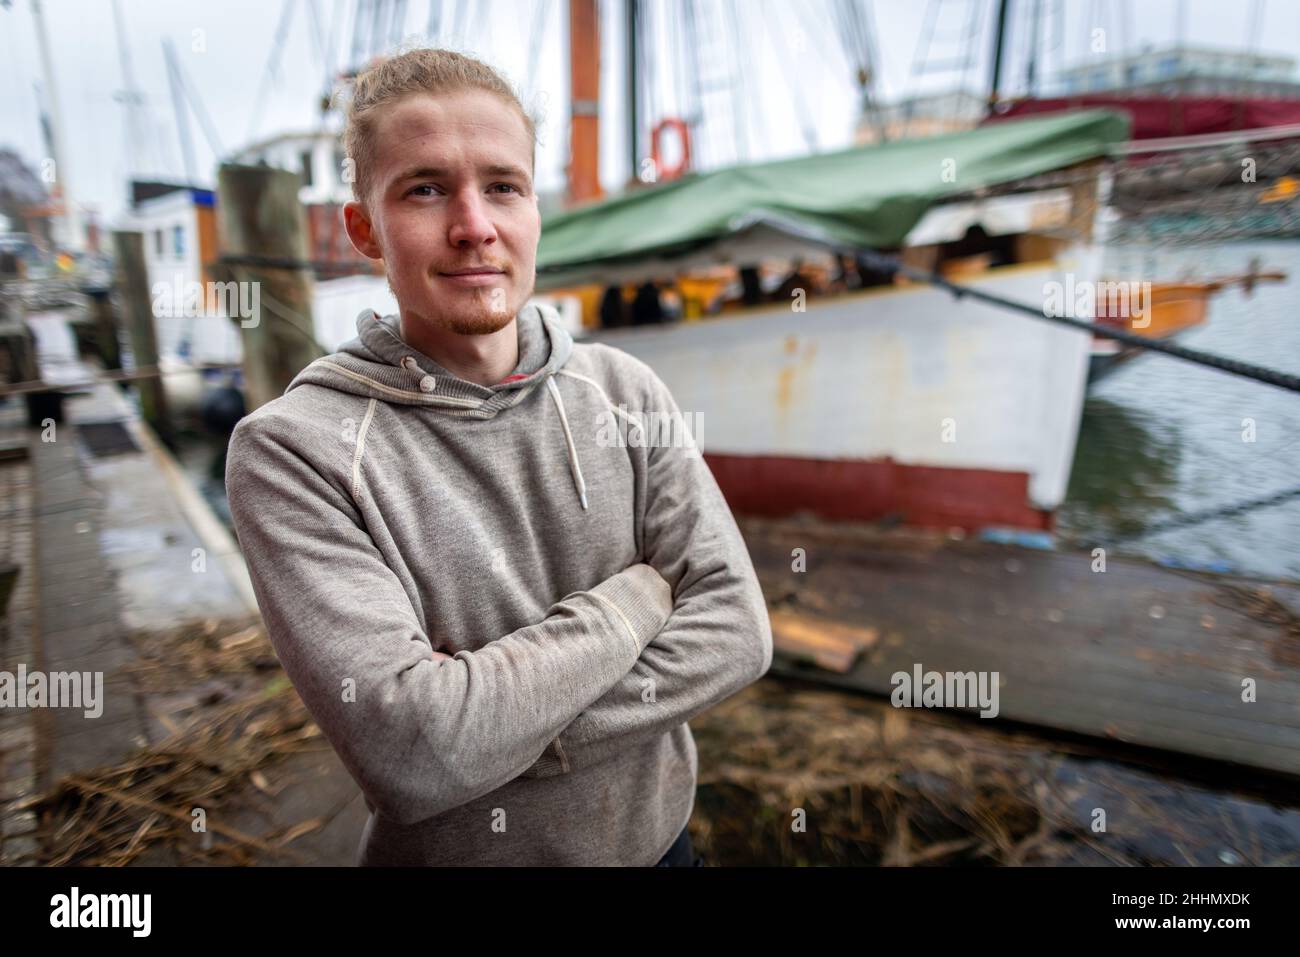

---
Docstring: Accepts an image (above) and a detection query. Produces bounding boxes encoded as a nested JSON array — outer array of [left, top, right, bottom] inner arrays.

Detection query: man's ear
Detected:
[[343, 200, 384, 260]]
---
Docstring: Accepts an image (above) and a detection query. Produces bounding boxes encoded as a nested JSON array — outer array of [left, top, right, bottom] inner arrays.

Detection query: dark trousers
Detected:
[[654, 824, 703, 866]]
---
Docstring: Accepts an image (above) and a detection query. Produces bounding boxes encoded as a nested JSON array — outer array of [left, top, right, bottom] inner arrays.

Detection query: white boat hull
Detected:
[[584, 255, 1098, 531]]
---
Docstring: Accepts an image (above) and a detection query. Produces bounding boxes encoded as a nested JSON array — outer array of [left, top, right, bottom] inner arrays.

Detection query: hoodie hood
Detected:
[[288, 301, 574, 416], [286, 302, 591, 508]]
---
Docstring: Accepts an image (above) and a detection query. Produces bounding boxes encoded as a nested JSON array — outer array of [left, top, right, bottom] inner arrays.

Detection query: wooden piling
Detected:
[[112, 230, 172, 445], [216, 163, 322, 413]]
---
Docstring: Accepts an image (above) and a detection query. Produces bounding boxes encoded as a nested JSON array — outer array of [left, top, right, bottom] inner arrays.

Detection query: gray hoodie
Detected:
[[224, 303, 772, 865]]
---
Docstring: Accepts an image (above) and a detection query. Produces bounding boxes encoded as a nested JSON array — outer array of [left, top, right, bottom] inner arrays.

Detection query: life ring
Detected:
[[651, 118, 691, 181]]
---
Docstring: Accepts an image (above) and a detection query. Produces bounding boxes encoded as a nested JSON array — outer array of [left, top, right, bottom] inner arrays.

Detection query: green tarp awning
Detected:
[[536, 108, 1129, 287]]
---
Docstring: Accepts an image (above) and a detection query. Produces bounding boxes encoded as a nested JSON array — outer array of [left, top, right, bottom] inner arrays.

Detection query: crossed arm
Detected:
[[519, 368, 774, 777], [227, 412, 678, 828]]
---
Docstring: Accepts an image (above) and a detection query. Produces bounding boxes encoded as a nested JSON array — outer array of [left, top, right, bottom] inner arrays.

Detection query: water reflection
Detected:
[[1059, 397, 1182, 541]]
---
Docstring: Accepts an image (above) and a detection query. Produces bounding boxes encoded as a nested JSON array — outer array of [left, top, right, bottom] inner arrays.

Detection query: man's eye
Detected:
[[489, 183, 519, 194], [408, 184, 439, 197]]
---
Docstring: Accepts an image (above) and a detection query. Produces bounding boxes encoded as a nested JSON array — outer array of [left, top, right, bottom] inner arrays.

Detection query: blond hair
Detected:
[[342, 47, 536, 204]]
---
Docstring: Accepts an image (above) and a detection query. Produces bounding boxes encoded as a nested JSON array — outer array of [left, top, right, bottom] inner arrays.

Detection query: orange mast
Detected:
[[568, 0, 602, 204]]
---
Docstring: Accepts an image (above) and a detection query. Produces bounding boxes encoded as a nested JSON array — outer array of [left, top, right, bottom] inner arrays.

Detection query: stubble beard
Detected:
[[443, 287, 517, 335], [438, 268, 537, 336], [387, 274, 518, 336]]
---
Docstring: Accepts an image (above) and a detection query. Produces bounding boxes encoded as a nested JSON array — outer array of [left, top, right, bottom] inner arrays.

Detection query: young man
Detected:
[[224, 48, 772, 866]]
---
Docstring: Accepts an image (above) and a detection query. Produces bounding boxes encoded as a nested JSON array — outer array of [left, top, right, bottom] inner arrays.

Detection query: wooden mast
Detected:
[[567, 0, 602, 203]]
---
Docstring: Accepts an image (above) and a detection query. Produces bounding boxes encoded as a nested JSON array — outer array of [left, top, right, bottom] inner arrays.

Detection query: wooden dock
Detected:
[[740, 516, 1300, 780], [0, 316, 368, 865]]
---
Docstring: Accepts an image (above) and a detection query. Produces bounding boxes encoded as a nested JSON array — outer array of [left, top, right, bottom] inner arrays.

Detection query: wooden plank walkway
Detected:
[[0, 319, 367, 864], [740, 516, 1300, 779]]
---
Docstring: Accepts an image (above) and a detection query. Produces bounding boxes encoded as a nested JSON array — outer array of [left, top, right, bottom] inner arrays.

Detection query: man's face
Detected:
[[345, 89, 539, 336]]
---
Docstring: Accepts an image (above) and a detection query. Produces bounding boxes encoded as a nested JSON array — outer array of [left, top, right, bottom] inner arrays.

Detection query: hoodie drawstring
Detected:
[[546, 377, 589, 511]]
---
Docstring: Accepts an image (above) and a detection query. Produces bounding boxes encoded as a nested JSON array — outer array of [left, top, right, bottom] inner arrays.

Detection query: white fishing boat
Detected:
[[536, 110, 1130, 531]]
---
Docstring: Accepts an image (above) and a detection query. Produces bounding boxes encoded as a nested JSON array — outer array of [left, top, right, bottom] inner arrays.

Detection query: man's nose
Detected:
[[446, 190, 498, 248]]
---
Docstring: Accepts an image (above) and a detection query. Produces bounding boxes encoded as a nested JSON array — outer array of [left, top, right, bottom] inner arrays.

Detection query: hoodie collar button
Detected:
[[418, 375, 437, 393]]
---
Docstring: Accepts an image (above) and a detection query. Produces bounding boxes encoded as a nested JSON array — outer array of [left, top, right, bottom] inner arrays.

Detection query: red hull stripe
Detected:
[[701, 452, 1053, 532]]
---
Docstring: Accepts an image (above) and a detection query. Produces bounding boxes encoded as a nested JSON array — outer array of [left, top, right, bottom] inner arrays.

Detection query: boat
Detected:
[[1087, 280, 1213, 382], [1087, 265, 1288, 382], [536, 109, 1131, 533], [992, 95, 1300, 244]]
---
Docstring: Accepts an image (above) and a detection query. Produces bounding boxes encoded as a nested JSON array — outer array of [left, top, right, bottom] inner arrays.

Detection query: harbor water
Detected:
[[1058, 239, 1300, 582]]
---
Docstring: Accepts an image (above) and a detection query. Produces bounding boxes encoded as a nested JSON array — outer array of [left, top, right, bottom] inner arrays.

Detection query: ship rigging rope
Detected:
[[851, 248, 1300, 396], [1078, 483, 1300, 548]]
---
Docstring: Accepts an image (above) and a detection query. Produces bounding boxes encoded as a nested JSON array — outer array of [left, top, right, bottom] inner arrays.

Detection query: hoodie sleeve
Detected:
[[520, 361, 773, 779], [225, 411, 674, 827]]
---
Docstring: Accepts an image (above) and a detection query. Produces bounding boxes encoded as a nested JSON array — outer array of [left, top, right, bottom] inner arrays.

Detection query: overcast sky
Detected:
[[2, 0, 1297, 223]]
